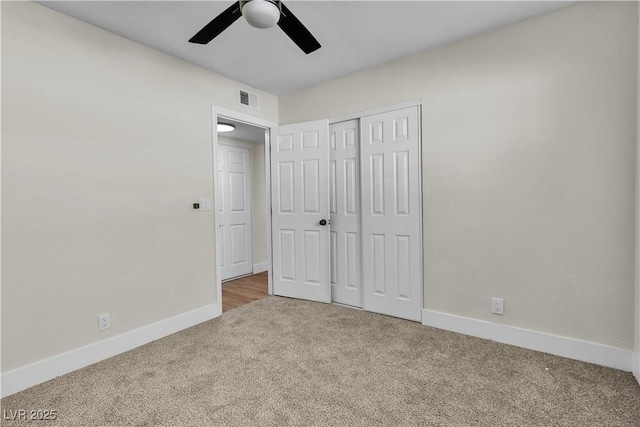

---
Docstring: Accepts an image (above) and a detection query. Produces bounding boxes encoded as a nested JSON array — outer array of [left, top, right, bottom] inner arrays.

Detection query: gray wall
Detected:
[[1, 2, 278, 373]]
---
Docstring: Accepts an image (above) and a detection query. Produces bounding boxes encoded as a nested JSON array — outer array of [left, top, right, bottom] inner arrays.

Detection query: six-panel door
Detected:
[[360, 106, 422, 321], [329, 120, 362, 308], [270, 120, 331, 303], [218, 144, 253, 281]]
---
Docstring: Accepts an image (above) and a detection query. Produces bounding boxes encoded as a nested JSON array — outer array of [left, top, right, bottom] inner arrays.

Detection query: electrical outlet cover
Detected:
[[491, 297, 504, 315], [98, 313, 110, 331]]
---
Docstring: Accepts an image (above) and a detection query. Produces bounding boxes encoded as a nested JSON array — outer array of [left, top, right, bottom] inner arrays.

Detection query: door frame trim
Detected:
[[328, 98, 422, 124], [211, 106, 276, 308]]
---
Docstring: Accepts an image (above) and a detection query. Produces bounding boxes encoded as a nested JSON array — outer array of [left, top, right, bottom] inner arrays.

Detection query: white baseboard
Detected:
[[422, 309, 632, 372], [633, 352, 640, 384], [253, 262, 268, 274], [1, 303, 222, 398]]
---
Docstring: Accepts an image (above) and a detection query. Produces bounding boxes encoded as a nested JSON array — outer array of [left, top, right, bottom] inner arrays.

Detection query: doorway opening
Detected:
[[213, 113, 273, 313], [222, 272, 268, 312]]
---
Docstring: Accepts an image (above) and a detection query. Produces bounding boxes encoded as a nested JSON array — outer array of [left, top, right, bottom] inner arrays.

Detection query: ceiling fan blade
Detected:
[[277, 2, 321, 54], [189, 2, 242, 44]]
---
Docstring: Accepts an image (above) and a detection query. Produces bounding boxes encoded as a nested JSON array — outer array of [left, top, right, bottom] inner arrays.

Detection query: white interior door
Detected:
[[271, 119, 331, 303], [361, 106, 422, 321], [329, 120, 361, 307], [218, 144, 253, 281]]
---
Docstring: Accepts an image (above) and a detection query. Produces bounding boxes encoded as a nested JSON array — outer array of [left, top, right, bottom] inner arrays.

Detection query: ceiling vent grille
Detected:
[[239, 90, 259, 109]]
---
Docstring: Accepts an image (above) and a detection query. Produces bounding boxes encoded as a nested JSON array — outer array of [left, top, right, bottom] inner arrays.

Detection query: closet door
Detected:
[[361, 106, 422, 321], [329, 120, 361, 307], [271, 120, 331, 303], [218, 144, 253, 281]]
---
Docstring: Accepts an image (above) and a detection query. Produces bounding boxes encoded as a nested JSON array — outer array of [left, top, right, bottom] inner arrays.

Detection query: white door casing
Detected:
[[360, 106, 422, 321], [217, 144, 253, 281], [329, 120, 362, 307], [270, 120, 331, 303]]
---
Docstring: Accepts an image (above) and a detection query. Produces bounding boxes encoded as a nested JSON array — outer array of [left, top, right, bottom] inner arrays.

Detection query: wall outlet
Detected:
[[98, 313, 110, 331], [491, 297, 504, 315]]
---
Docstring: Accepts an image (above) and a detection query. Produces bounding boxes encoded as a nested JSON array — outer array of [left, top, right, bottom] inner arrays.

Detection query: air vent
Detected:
[[239, 90, 259, 109]]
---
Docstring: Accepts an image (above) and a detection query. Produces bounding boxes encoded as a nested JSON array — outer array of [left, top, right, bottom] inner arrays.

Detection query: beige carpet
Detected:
[[1, 296, 639, 426]]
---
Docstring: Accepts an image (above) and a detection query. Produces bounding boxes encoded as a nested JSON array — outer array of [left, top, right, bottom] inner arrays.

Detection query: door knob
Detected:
[[319, 219, 328, 226]]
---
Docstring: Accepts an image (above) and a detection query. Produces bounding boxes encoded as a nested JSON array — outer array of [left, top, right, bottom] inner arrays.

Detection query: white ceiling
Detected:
[[39, 1, 575, 95]]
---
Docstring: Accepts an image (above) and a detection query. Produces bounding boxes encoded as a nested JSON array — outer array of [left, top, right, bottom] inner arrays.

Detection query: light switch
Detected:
[[198, 197, 211, 211]]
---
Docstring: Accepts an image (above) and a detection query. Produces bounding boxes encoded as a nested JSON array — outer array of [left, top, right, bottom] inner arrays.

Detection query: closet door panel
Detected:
[[329, 119, 361, 307], [361, 106, 422, 321]]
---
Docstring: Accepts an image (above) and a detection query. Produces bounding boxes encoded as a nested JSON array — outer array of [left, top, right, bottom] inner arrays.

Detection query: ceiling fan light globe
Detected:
[[242, 0, 280, 29]]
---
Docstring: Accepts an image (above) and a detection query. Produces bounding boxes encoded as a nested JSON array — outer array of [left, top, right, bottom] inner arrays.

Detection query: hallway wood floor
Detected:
[[222, 271, 269, 312]]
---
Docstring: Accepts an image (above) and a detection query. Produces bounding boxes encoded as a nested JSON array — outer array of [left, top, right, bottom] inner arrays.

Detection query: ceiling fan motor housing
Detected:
[[189, 0, 320, 54], [240, 0, 282, 29]]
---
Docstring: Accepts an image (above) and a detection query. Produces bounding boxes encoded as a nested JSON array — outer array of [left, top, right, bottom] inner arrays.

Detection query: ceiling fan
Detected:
[[189, 0, 321, 54]]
